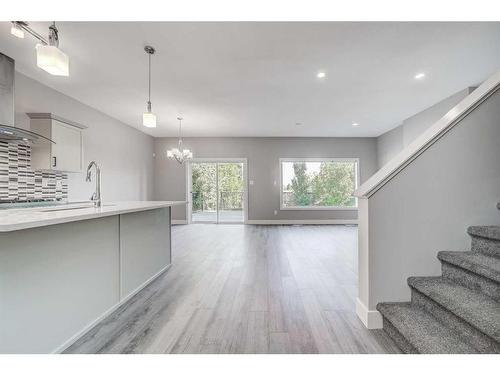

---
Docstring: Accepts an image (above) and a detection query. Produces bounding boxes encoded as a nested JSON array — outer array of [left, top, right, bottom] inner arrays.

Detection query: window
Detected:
[[280, 158, 359, 210]]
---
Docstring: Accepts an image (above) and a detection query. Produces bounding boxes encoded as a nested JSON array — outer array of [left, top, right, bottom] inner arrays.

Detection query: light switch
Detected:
[[249, 180, 254, 185]]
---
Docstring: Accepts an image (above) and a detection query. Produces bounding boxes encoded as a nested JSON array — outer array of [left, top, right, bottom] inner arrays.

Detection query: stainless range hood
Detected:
[[0, 53, 54, 144]]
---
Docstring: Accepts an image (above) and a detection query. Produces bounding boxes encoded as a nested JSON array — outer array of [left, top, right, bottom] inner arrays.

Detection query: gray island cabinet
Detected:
[[0, 201, 185, 353]]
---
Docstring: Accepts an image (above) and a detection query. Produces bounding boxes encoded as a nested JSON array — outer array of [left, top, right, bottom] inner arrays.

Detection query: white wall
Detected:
[[154, 137, 378, 222], [377, 87, 474, 168], [14, 73, 154, 202]]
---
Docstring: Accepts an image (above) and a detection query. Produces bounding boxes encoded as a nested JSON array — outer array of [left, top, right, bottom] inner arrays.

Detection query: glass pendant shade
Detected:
[[36, 44, 69, 76], [10, 24, 24, 38], [143, 111, 157, 128]]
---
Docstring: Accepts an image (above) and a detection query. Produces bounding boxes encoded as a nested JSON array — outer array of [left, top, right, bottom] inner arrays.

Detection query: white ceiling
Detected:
[[1, 22, 500, 138]]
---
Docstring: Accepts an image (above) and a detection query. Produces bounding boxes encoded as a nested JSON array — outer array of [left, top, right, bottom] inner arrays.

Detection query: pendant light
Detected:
[[167, 117, 193, 164], [143, 45, 157, 128], [36, 22, 69, 76], [10, 21, 69, 77]]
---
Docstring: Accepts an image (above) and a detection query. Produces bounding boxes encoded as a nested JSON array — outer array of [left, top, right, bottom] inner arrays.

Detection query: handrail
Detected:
[[354, 69, 500, 198]]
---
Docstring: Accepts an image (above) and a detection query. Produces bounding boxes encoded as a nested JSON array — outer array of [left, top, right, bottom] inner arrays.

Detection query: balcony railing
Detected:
[[191, 191, 244, 212]]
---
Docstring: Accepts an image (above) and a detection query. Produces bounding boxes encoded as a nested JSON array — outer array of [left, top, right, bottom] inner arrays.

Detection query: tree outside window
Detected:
[[282, 159, 358, 209]]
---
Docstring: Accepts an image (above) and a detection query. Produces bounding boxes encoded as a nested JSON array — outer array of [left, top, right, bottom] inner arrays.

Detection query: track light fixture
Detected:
[[10, 21, 69, 77]]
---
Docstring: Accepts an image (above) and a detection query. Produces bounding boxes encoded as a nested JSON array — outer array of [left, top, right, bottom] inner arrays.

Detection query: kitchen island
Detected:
[[0, 201, 185, 353]]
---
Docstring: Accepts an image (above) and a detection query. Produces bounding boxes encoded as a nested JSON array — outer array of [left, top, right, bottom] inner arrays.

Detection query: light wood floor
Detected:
[[65, 224, 400, 354]]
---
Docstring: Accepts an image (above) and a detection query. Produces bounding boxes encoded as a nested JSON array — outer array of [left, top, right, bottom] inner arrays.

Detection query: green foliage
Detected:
[[191, 162, 244, 212], [311, 162, 356, 207], [191, 163, 216, 211], [286, 161, 356, 208], [290, 162, 312, 206]]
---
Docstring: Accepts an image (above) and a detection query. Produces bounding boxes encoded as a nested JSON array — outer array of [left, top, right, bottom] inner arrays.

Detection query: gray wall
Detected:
[[14, 73, 154, 202], [154, 137, 378, 221], [376, 88, 474, 169], [366, 87, 500, 309]]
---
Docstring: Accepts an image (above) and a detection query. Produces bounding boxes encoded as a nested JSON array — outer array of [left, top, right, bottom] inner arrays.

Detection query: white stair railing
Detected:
[[355, 69, 500, 199]]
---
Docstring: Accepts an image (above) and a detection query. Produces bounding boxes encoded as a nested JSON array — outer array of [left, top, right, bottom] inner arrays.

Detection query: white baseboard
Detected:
[[52, 265, 171, 353], [174, 219, 357, 225], [356, 298, 383, 329], [246, 219, 358, 225], [172, 219, 188, 225]]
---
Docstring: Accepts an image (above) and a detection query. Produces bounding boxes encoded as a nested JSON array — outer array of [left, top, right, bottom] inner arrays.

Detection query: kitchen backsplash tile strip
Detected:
[[0, 141, 68, 202]]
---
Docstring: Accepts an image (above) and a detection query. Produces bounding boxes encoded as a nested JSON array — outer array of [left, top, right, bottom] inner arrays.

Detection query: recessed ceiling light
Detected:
[[352, 122, 359, 127], [317, 71, 326, 79], [414, 72, 426, 80]]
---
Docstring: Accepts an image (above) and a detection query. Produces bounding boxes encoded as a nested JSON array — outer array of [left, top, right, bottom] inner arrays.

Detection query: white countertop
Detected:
[[0, 201, 186, 232]]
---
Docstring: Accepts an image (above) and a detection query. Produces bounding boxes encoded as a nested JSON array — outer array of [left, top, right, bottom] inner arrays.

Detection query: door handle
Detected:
[[52, 156, 57, 168]]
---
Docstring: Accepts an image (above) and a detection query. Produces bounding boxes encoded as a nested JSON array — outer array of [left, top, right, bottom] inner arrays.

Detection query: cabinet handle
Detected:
[[52, 156, 57, 168]]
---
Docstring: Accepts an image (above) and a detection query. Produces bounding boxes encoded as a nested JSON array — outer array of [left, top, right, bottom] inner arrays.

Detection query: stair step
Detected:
[[438, 251, 500, 283], [438, 251, 500, 300], [468, 226, 500, 241], [408, 277, 500, 345], [468, 226, 500, 258], [377, 302, 476, 353]]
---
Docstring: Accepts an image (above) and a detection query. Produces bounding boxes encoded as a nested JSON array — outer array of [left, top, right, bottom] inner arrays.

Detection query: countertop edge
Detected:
[[0, 201, 187, 232]]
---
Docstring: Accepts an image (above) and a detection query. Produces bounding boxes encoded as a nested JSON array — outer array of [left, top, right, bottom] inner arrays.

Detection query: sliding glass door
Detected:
[[189, 160, 246, 223]]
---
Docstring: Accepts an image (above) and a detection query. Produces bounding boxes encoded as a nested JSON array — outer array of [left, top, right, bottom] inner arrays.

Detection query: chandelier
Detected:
[[167, 117, 193, 164]]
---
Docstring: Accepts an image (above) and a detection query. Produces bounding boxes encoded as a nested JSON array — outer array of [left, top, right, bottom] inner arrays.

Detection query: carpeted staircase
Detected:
[[377, 224, 500, 354]]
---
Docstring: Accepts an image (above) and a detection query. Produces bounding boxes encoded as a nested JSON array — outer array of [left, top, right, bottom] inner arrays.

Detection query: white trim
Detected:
[[52, 264, 171, 353], [27, 112, 88, 129], [186, 158, 248, 224], [172, 219, 188, 225], [185, 161, 191, 223], [246, 219, 358, 225], [354, 69, 500, 198], [356, 298, 383, 329], [279, 158, 360, 210]]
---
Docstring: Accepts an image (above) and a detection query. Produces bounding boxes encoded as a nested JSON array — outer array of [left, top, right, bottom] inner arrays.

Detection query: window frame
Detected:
[[279, 157, 360, 211]]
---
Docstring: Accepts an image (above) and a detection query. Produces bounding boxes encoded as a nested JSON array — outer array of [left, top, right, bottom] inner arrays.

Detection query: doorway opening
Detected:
[[187, 159, 248, 224]]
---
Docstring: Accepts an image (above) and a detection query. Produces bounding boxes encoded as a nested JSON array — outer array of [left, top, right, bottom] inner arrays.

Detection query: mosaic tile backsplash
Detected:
[[0, 141, 68, 202]]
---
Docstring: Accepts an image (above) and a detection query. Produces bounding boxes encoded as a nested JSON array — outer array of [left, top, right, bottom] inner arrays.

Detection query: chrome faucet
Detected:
[[86, 161, 102, 207]]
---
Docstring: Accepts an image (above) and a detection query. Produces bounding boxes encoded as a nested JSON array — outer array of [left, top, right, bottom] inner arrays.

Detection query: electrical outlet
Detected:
[[249, 180, 254, 185]]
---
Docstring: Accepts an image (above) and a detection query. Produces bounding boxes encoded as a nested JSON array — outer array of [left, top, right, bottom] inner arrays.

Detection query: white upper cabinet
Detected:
[[28, 113, 86, 173]]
